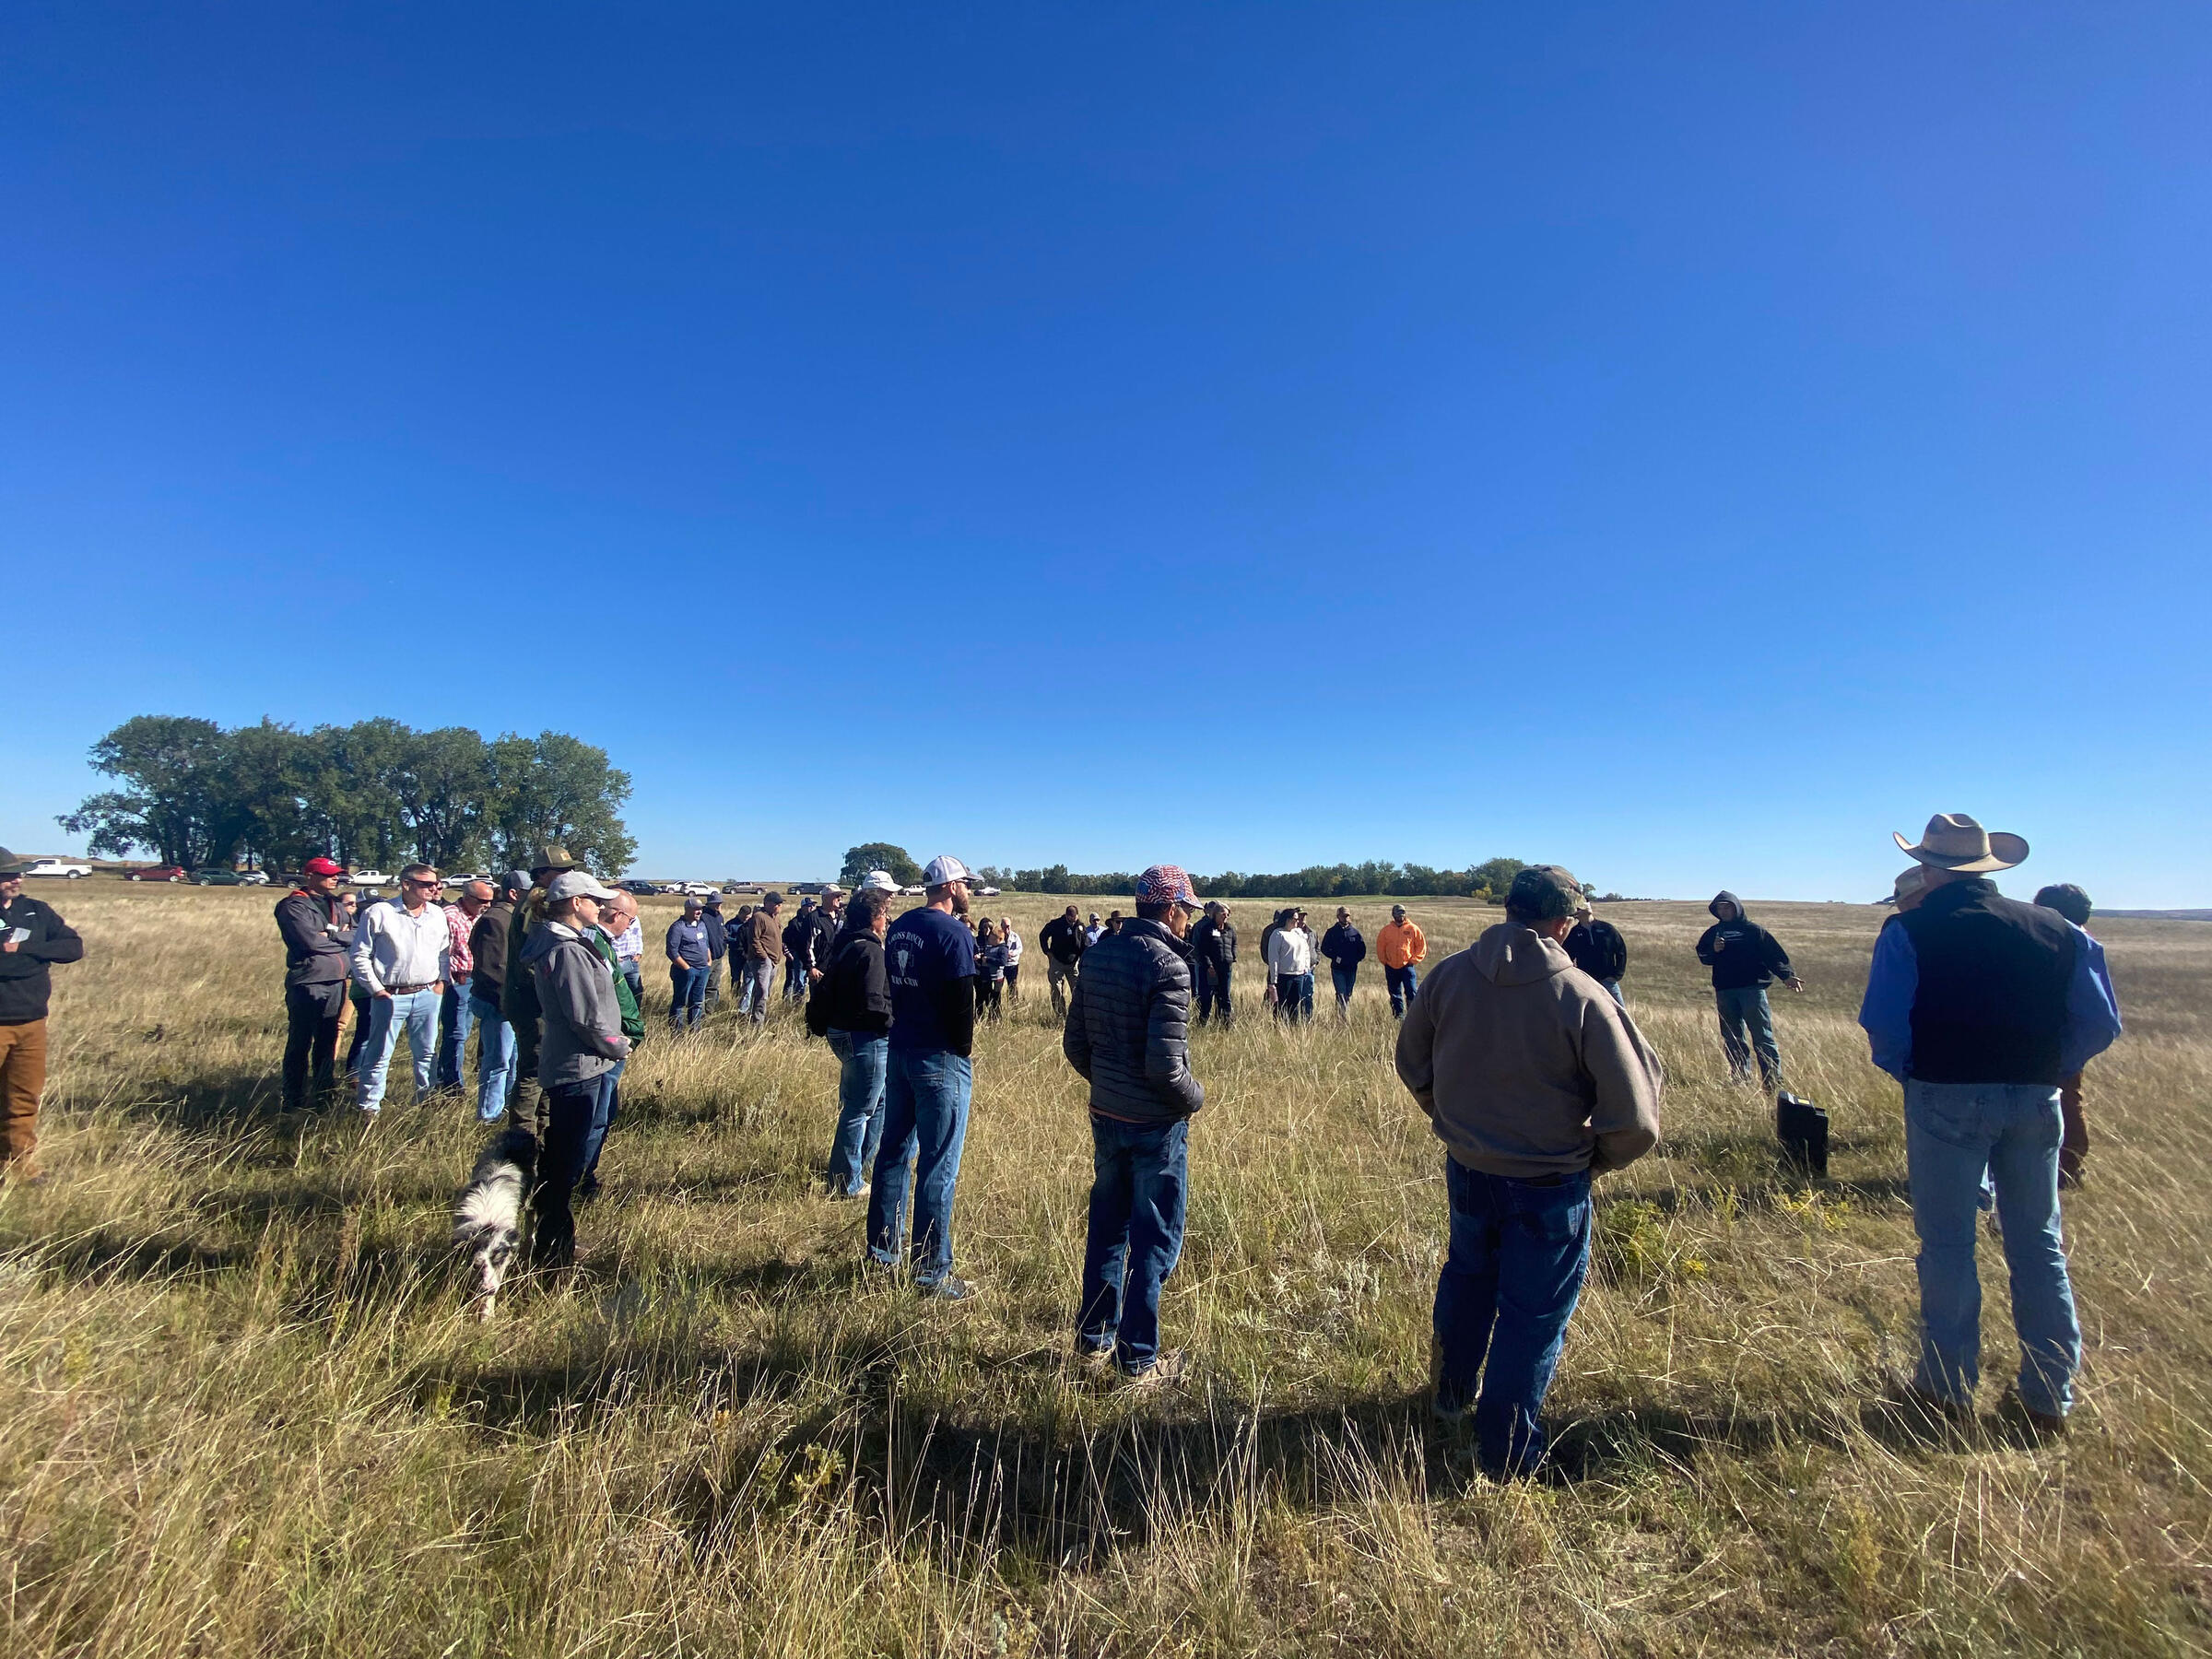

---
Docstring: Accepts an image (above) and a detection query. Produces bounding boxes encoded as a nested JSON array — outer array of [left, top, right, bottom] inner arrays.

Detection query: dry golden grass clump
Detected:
[[3, 885, 2210, 1655]]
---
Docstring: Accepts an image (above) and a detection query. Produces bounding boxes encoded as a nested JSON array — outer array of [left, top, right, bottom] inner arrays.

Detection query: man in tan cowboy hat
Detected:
[[1857, 813, 2121, 1438]]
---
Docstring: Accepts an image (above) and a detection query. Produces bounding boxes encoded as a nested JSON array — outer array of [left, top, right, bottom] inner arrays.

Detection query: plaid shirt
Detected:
[[442, 904, 476, 979]]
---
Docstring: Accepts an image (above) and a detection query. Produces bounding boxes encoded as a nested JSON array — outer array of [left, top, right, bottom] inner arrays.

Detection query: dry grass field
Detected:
[[4, 883, 2210, 1656]]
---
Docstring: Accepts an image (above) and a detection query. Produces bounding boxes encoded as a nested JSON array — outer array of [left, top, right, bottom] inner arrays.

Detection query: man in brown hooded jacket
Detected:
[[1394, 864, 1663, 1477]]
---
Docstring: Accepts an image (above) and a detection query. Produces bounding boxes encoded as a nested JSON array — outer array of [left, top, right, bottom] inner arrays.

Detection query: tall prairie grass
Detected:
[[3, 885, 2208, 1654]]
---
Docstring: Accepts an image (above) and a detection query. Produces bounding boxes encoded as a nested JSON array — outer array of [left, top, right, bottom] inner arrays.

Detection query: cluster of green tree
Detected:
[[60, 715, 636, 876], [839, 845, 1565, 904]]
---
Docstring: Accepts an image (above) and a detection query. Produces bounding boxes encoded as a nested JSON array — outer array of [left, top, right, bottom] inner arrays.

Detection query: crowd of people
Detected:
[[0, 808, 2129, 1478]]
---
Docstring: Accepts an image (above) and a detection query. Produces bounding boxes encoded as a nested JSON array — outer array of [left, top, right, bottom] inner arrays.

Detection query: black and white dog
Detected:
[[453, 1128, 535, 1320]]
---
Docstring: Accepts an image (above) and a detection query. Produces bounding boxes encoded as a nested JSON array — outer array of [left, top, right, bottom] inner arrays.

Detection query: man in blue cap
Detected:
[[1063, 863, 1207, 1385]]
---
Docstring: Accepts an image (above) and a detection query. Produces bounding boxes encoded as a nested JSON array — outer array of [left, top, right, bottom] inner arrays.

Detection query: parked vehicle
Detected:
[[23, 860, 93, 879], [126, 865, 188, 882], [900, 885, 926, 897], [679, 881, 718, 898], [349, 869, 389, 887], [193, 867, 249, 887], [975, 886, 1001, 898], [619, 879, 662, 896]]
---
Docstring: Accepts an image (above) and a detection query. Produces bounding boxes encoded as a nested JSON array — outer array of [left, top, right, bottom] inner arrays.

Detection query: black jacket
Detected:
[[782, 912, 814, 963], [794, 905, 839, 972], [1694, 891, 1793, 991], [813, 930, 892, 1037], [0, 893, 84, 1025], [1566, 918, 1628, 982], [275, 889, 353, 988], [469, 899, 515, 1004], [1899, 877, 2077, 1085], [702, 908, 729, 960], [1321, 922, 1366, 969], [1062, 917, 1204, 1125], [1040, 915, 1087, 966], [1191, 916, 1236, 974]]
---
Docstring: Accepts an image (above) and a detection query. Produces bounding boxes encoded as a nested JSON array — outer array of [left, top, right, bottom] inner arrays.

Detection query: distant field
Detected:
[[3, 885, 2208, 1655]]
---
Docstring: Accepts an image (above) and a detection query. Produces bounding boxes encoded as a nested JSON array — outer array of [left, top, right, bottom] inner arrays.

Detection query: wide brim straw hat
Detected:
[[1893, 813, 2028, 873]]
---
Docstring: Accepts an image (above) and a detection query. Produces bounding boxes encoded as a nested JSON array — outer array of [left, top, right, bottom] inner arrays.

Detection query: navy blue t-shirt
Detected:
[[885, 905, 976, 1052]]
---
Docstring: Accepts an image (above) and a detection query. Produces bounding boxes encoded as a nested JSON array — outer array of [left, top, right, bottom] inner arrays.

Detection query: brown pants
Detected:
[[0, 1018, 48, 1168], [2059, 1071, 2088, 1188]]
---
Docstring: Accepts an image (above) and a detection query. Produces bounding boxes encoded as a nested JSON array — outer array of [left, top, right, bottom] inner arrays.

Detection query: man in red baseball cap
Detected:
[[275, 856, 355, 1110]]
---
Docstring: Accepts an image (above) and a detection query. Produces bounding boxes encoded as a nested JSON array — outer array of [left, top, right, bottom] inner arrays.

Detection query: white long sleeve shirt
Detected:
[[1267, 926, 1314, 979], [349, 899, 453, 994], [1002, 929, 1023, 966]]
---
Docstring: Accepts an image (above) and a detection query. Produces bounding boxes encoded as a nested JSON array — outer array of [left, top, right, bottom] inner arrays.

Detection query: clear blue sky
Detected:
[[6, 4, 2207, 904]]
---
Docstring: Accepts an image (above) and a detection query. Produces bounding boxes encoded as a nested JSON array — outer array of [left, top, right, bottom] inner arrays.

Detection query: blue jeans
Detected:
[[1714, 986, 1781, 1085], [1600, 980, 1624, 1008], [1434, 1159, 1593, 1477], [434, 979, 475, 1088], [582, 1056, 625, 1181], [1330, 963, 1359, 1011], [826, 1030, 889, 1196], [470, 994, 515, 1121], [1904, 1079, 2080, 1418], [1385, 963, 1419, 1018], [357, 988, 441, 1112], [1274, 971, 1313, 1023], [669, 963, 709, 1031], [1078, 1115, 1190, 1371], [866, 1050, 972, 1283], [741, 959, 777, 1024]]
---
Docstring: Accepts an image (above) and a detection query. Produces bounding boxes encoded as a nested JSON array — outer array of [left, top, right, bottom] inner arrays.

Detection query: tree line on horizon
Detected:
[[842, 845, 1582, 903], [59, 715, 636, 876]]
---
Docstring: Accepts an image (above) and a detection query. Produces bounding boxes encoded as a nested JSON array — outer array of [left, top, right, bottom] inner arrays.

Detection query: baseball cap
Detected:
[[527, 843, 577, 874], [303, 855, 346, 877], [547, 871, 616, 901], [1134, 865, 1202, 908], [819, 882, 844, 896], [501, 869, 533, 894], [858, 869, 900, 895], [922, 854, 971, 887], [1505, 865, 1583, 922], [682, 894, 703, 910]]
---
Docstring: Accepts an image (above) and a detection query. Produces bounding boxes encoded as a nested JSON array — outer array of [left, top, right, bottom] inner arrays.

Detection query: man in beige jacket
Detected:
[[1394, 864, 1663, 1477]]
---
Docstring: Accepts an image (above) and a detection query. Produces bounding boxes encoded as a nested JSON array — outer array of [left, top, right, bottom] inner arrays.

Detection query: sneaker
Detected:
[[1117, 1349, 1187, 1389], [917, 1275, 979, 1302]]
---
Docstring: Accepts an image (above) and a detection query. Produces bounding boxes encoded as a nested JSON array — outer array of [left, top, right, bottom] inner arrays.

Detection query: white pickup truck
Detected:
[[24, 860, 93, 879]]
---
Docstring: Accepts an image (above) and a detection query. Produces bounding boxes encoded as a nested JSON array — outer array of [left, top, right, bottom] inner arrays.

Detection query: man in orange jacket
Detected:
[[1377, 904, 1428, 1018]]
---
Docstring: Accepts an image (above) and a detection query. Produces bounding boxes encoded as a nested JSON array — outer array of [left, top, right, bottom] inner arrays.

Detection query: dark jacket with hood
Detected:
[[1694, 892, 1794, 991], [0, 892, 85, 1025], [816, 927, 892, 1037], [1062, 916, 1204, 1125], [1321, 921, 1367, 970], [275, 888, 353, 988], [520, 918, 628, 1088]]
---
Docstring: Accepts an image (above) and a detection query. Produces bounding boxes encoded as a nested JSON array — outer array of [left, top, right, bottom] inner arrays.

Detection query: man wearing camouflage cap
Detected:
[[1394, 864, 1663, 1477], [500, 843, 576, 1147]]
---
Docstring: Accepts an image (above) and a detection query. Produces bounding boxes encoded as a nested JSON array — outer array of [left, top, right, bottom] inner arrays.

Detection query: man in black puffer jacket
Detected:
[[1063, 864, 1206, 1386]]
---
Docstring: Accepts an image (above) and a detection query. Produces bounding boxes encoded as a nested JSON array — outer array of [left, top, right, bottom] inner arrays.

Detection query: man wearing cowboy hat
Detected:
[[1858, 813, 2121, 1438]]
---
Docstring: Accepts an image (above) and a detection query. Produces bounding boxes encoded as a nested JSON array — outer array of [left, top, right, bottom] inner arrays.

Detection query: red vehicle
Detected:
[[126, 865, 188, 882]]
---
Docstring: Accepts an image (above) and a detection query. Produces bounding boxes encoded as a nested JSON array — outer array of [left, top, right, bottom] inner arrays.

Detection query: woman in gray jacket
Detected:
[[519, 871, 630, 1269]]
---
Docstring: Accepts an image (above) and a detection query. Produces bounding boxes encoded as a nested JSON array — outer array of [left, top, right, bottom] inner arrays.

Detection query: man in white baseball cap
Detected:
[[868, 854, 980, 1299]]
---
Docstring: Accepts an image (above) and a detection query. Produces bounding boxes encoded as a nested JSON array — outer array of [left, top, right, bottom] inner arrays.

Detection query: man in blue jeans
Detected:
[[867, 855, 979, 1299], [817, 890, 893, 1197], [1064, 864, 1208, 1386], [1694, 890, 1805, 1088], [349, 865, 453, 1117], [1395, 865, 1664, 1477], [1860, 813, 2122, 1438], [665, 897, 715, 1032]]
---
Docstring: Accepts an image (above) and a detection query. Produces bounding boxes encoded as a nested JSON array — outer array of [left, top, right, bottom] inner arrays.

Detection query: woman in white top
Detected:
[[999, 917, 1023, 1002]]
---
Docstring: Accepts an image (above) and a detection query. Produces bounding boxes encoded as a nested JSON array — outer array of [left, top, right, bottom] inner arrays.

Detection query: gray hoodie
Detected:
[[1394, 922, 1663, 1179], [521, 919, 629, 1088]]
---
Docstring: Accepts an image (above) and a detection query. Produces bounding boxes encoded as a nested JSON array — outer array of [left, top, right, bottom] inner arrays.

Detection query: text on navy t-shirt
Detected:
[[884, 906, 976, 1051]]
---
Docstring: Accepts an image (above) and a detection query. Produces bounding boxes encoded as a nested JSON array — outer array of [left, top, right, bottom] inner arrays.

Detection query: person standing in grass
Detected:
[[467, 872, 527, 1122], [1321, 906, 1367, 1019], [1189, 901, 1236, 1027], [665, 896, 714, 1032], [606, 889, 646, 1011], [816, 888, 893, 1199], [1565, 900, 1629, 1007], [1860, 815, 2121, 1438], [741, 892, 787, 1025], [701, 893, 729, 1012], [432, 878, 490, 1092], [973, 918, 1006, 1020], [867, 855, 980, 1299], [1041, 904, 1088, 1018], [350, 865, 452, 1118], [577, 888, 646, 1200], [1266, 907, 1314, 1022], [518, 871, 630, 1269], [1694, 890, 1803, 1088], [1377, 904, 1428, 1018], [2033, 883, 2097, 1189], [999, 916, 1023, 1004], [0, 853, 85, 1185], [1064, 864, 1207, 1386], [274, 855, 355, 1111], [1394, 865, 1663, 1478], [501, 844, 576, 1147]]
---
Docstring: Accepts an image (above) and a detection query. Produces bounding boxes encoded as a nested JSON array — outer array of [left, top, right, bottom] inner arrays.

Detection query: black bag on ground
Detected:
[[1776, 1092, 1830, 1180]]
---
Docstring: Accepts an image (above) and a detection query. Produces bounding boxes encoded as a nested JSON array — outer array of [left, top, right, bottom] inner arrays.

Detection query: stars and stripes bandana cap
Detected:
[[1135, 865, 1202, 907]]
